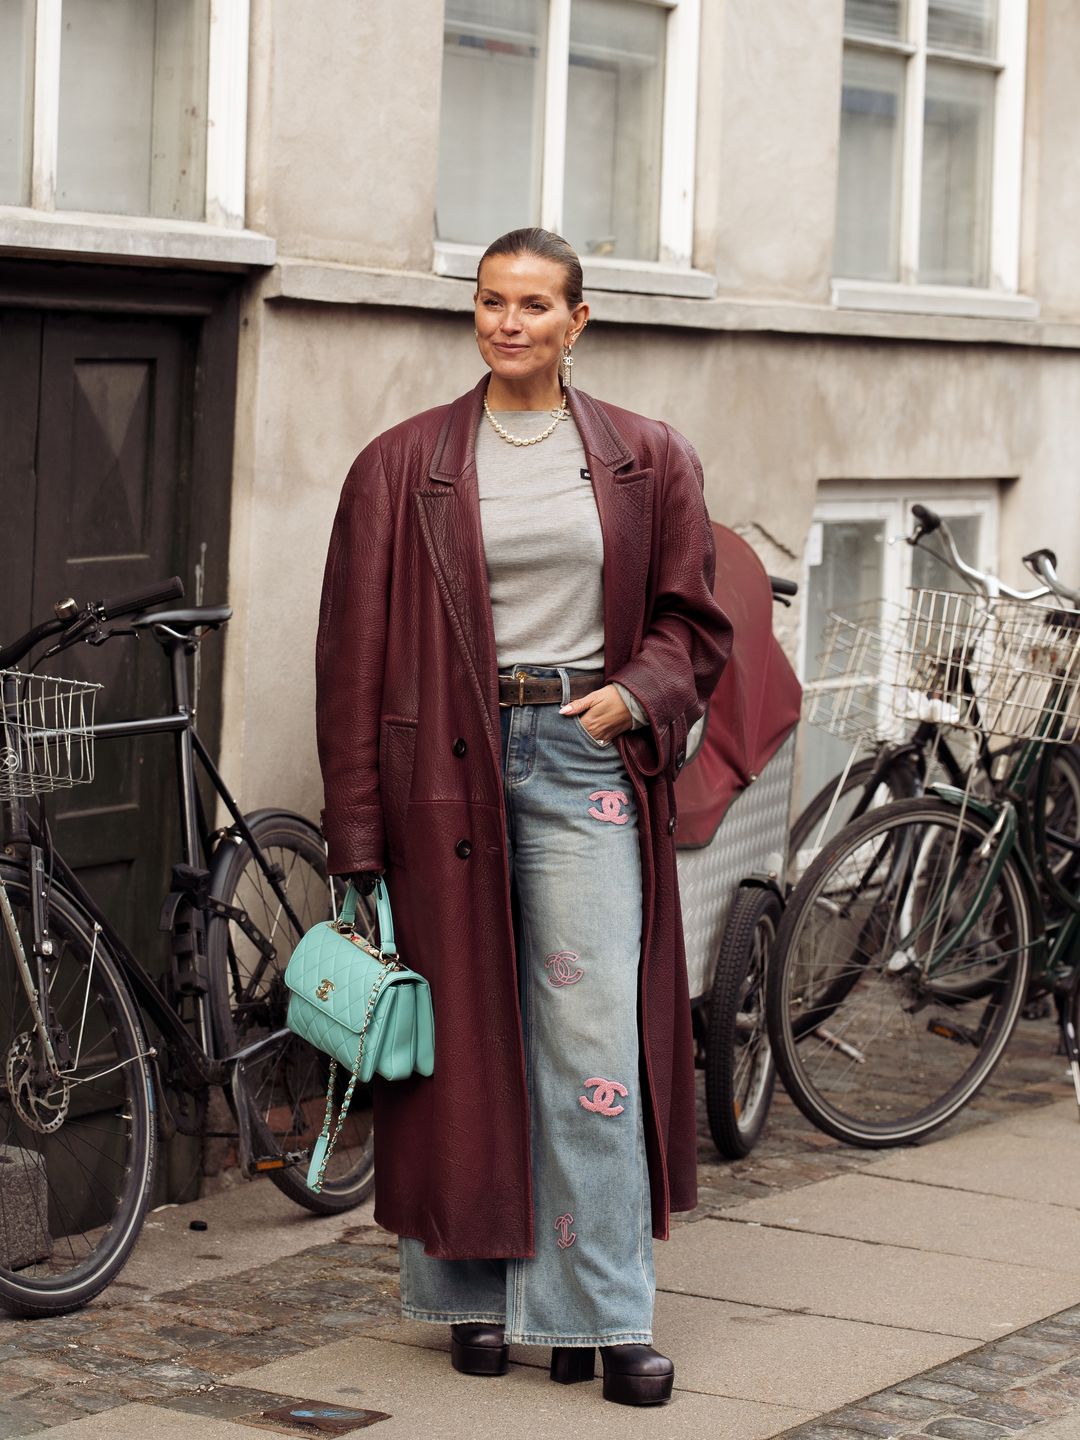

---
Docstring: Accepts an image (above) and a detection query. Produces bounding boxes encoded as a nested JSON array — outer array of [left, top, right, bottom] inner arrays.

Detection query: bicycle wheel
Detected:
[[705, 886, 781, 1158], [788, 753, 918, 887], [768, 797, 1031, 1147], [0, 863, 155, 1316], [206, 811, 375, 1213], [1037, 744, 1080, 881]]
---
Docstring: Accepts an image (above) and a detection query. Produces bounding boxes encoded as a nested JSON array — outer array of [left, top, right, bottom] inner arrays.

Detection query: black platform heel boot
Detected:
[[549, 1346, 596, 1384], [450, 1324, 509, 1376], [599, 1345, 674, 1406]]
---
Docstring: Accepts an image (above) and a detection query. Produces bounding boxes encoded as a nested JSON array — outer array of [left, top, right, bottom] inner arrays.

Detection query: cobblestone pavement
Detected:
[[0, 1010, 1074, 1438]]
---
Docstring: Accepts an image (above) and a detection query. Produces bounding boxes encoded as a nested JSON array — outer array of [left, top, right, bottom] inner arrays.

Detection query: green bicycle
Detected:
[[768, 518, 1080, 1146]]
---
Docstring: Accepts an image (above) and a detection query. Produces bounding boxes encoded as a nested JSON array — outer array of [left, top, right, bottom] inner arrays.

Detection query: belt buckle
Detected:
[[497, 669, 530, 708]]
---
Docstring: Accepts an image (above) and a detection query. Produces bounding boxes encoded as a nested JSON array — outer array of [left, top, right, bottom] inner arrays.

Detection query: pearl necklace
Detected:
[[483, 393, 569, 448]]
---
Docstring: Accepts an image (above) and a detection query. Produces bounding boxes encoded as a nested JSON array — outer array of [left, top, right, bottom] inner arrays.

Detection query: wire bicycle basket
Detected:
[[892, 590, 1080, 745], [0, 669, 101, 799], [802, 599, 931, 748]]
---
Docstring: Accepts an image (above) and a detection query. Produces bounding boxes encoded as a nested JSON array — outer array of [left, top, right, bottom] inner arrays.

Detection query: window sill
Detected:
[[832, 278, 1040, 322], [434, 240, 717, 300], [0, 206, 276, 270]]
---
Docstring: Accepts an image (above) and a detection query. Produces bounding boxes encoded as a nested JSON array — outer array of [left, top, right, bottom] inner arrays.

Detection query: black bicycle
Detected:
[[0, 579, 375, 1317]]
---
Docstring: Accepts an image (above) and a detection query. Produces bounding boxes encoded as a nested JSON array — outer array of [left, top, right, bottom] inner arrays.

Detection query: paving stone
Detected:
[[956, 1397, 1045, 1430], [925, 1366, 1016, 1396], [816, 1408, 912, 1436], [151, 1385, 307, 1420], [0, 1412, 47, 1438], [996, 1338, 1075, 1363], [862, 1391, 952, 1420], [924, 1420, 1010, 1439], [963, 1352, 1047, 1379]]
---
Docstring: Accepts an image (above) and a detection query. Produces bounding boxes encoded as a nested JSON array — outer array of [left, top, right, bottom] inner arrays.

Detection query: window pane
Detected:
[[928, 0, 996, 57], [800, 519, 886, 808], [437, 0, 545, 246], [563, 0, 665, 262], [0, 0, 35, 205], [919, 61, 994, 286], [844, 0, 906, 41], [834, 48, 905, 281], [56, 0, 209, 220], [911, 514, 981, 591]]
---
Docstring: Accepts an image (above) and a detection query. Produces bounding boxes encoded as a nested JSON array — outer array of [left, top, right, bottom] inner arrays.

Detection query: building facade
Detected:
[[3, 0, 1079, 919]]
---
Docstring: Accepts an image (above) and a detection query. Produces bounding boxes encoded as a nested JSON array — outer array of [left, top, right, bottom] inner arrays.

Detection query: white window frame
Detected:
[[833, 0, 1033, 320], [798, 482, 1001, 684], [26, 0, 249, 227], [435, 0, 712, 298]]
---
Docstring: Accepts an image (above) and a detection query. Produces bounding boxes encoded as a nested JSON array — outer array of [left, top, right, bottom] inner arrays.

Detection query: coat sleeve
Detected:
[[315, 439, 392, 875], [608, 425, 733, 778]]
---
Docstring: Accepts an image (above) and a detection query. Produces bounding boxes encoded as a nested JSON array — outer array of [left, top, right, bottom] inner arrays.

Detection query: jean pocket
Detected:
[[573, 715, 611, 750]]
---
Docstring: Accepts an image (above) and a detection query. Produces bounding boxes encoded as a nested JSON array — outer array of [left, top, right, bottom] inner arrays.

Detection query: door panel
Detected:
[[30, 314, 195, 972]]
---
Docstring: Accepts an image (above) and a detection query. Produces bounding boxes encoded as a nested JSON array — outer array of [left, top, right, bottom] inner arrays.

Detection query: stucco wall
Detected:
[[1022, 0, 1080, 317], [220, 297, 1080, 822], [696, 0, 845, 300], [245, 0, 444, 269]]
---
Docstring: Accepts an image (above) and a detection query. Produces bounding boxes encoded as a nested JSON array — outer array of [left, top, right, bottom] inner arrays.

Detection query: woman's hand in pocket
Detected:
[[559, 684, 632, 744]]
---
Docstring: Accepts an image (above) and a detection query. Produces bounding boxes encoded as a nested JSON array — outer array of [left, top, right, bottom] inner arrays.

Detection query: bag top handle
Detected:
[[338, 877, 397, 956]]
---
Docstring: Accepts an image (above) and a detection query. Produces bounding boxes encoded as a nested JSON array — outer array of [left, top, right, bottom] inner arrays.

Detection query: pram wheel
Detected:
[[705, 885, 781, 1158]]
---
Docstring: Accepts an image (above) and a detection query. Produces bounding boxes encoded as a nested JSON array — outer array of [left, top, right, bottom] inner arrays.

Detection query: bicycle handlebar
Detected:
[[0, 576, 186, 670], [1023, 548, 1080, 607], [770, 575, 799, 599], [906, 507, 1062, 604]]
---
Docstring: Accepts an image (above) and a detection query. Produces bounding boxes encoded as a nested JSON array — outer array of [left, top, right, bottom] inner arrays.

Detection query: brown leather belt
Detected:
[[497, 671, 599, 707]]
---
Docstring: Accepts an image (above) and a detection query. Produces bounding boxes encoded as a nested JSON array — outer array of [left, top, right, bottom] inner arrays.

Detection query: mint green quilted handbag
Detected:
[[284, 877, 434, 1192]]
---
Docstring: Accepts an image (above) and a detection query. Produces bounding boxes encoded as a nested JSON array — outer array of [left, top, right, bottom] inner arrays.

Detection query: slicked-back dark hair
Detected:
[[476, 228, 584, 309]]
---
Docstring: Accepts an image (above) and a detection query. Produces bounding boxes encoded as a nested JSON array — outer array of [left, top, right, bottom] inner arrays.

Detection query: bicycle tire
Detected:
[[788, 754, 918, 887], [205, 811, 375, 1214], [705, 886, 781, 1158], [0, 863, 155, 1316], [768, 796, 1032, 1147]]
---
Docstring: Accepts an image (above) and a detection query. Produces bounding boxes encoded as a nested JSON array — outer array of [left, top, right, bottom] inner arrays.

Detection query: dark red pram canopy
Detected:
[[674, 523, 802, 849]]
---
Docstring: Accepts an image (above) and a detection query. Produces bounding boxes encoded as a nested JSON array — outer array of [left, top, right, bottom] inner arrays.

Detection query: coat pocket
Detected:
[[380, 718, 417, 864]]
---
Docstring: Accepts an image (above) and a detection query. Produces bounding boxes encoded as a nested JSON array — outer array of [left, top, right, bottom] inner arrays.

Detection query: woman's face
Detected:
[[474, 252, 587, 389]]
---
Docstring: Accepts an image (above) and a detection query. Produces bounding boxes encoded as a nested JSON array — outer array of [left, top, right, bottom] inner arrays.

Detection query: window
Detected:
[[2, 0, 249, 227], [834, 0, 1027, 291], [798, 484, 999, 808], [436, 0, 698, 267]]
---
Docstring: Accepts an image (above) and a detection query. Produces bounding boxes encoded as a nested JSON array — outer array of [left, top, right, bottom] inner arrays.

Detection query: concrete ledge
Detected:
[[265, 257, 1080, 348], [0, 206, 276, 270]]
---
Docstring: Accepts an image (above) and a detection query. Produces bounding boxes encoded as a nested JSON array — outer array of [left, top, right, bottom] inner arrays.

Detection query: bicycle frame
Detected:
[[1, 623, 314, 1158]]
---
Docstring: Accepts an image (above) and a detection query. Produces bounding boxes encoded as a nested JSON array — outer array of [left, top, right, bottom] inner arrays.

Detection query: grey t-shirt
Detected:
[[476, 409, 646, 727]]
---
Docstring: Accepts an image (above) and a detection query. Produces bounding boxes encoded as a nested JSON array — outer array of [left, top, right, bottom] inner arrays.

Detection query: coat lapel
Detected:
[[567, 388, 654, 674], [414, 378, 502, 743]]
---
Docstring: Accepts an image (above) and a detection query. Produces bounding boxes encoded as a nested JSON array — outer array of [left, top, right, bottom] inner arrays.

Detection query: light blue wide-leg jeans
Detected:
[[399, 666, 654, 1346]]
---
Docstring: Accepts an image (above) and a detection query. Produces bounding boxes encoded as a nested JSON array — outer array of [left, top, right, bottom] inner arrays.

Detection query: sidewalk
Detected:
[[3, 1018, 1080, 1439]]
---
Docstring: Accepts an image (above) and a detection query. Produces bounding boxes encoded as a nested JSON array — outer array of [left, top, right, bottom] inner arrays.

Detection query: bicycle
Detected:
[[767, 521, 1080, 1147], [791, 507, 1080, 890], [0, 580, 376, 1317]]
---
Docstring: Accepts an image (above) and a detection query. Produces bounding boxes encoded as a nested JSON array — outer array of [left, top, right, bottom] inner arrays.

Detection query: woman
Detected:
[[316, 228, 731, 1406]]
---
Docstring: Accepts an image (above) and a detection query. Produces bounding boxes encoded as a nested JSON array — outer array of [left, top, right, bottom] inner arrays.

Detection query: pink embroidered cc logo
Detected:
[[554, 1213, 576, 1249], [545, 951, 584, 986], [579, 1077, 628, 1116], [588, 789, 630, 825]]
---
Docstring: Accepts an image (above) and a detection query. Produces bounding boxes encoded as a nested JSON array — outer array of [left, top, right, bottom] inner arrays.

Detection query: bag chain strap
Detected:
[[312, 960, 395, 1193]]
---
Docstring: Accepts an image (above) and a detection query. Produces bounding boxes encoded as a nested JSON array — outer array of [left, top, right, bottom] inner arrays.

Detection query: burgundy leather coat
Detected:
[[316, 376, 732, 1259]]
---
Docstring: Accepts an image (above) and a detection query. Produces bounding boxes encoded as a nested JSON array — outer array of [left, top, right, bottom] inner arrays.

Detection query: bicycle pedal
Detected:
[[926, 1018, 978, 1046], [251, 1150, 306, 1173]]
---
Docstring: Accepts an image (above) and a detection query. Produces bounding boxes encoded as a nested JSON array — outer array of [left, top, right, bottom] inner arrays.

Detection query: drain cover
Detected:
[[248, 1402, 391, 1435]]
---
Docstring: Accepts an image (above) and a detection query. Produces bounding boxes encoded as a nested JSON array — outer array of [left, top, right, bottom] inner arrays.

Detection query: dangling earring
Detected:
[[560, 345, 574, 389]]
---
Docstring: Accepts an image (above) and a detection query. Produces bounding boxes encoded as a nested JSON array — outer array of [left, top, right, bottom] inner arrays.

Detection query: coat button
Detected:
[[452, 737, 467, 757], [675, 748, 686, 769], [667, 816, 677, 835], [455, 839, 472, 859]]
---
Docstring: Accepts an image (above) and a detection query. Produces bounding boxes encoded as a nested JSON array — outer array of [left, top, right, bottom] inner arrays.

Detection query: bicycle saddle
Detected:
[[129, 605, 233, 631]]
